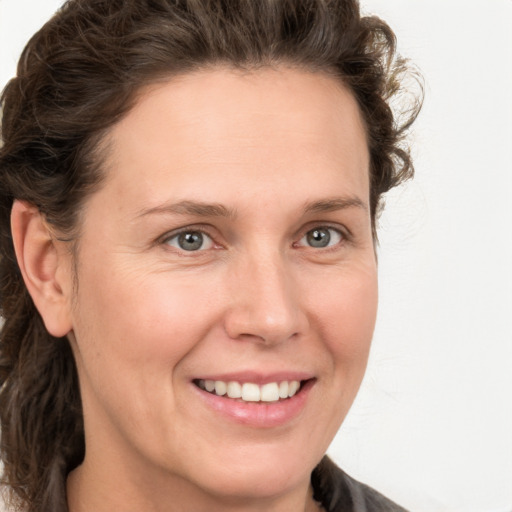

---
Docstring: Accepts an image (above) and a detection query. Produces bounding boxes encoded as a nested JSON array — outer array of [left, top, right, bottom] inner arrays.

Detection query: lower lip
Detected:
[[193, 380, 315, 428]]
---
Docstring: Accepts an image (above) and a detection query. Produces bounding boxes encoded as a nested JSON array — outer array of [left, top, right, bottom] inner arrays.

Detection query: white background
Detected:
[[1, 1, 511, 511]]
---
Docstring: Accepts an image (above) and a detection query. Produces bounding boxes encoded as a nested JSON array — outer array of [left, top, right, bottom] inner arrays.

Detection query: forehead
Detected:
[[97, 66, 370, 213]]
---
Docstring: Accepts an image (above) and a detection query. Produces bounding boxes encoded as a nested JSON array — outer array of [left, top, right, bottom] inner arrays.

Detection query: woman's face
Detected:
[[65, 67, 377, 506]]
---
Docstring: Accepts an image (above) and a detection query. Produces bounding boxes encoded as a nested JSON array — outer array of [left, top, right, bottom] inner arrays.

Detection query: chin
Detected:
[[183, 446, 317, 502], [200, 467, 309, 503]]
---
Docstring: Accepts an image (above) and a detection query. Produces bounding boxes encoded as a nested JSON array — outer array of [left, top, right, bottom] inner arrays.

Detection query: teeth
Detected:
[[198, 379, 302, 402], [288, 380, 300, 397], [242, 383, 260, 401], [278, 381, 289, 399], [261, 382, 279, 402], [227, 381, 242, 398], [214, 381, 227, 396]]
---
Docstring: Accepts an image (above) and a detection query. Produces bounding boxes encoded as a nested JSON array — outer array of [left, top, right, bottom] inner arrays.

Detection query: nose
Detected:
[[223, 252, 308, 346]]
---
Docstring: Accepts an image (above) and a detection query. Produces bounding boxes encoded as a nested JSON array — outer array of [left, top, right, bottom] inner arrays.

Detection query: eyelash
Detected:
[[159, 224, 348, 254], [294, 226, 346, 250], [160, 226, 217, 253]]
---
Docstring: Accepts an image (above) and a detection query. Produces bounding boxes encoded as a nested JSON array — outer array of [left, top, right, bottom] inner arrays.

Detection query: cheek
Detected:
[[309, 264, 378, 372], [69, 265, 222, 447], [289, 263, 377, 455], [72, 265, 220, 369]]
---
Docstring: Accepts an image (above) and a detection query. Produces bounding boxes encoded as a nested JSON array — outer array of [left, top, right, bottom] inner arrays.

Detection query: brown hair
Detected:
[[0, 0, 422, 510]]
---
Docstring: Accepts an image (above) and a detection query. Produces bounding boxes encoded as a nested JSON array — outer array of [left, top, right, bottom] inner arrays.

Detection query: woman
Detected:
[[0, 1, 421, 511]]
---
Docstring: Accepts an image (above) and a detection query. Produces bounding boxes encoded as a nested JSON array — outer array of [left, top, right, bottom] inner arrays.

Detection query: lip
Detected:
[[191, 374, 316, 428], [194, 371, 314, 385]]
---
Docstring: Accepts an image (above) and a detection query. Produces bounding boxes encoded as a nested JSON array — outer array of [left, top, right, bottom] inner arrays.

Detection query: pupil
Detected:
[[178, 232, 203, 251], [308, 228, 330, 248]]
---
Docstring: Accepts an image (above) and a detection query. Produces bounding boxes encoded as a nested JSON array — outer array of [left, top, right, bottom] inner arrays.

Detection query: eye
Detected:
[[298, 227, 343, 249], [164, 230, 214, 252]]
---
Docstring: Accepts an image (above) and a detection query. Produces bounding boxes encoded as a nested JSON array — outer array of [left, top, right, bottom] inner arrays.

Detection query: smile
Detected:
[[192, 375, 315, 427], [195, 379, 302, 402]]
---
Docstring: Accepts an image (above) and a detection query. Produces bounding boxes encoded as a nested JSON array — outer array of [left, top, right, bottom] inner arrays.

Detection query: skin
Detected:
[[13, 67, 378, 512]]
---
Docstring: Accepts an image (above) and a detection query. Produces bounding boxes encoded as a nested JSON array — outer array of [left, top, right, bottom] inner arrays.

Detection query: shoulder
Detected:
[[311, 456, 408, 512]]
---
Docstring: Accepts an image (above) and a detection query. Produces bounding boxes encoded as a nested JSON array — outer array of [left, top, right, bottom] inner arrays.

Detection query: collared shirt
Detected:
[[311, 457, 408, 512]]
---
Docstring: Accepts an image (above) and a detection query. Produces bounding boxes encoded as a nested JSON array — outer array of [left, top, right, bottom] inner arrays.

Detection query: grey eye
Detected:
[[166, 231, 213, 251], [300, 227, 342, 248]]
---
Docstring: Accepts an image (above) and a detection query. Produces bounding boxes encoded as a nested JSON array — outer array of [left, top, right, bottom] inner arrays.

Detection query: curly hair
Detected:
[[0, 0, 422, 510]]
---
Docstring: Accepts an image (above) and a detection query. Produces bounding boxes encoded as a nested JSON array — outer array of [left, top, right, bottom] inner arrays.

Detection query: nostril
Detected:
[[224, 308, 305, 346]]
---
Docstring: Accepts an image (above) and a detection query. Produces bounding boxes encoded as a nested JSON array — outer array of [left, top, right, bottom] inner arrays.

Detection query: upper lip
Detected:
[[193, 371, 314, 385]]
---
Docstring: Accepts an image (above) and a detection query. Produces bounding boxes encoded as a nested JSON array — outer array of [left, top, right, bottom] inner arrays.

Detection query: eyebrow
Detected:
[[303, 196, 368, 214], [136, 200, 237, 219], [136, 195, 367, 220]]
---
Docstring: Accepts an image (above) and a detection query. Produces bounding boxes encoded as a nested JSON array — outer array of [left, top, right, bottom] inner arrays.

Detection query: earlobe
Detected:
[[11, 200, 73, 338]]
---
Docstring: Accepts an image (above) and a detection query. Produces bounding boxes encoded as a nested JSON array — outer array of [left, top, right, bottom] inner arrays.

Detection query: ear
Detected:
[[11, 200, 73, 338]]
